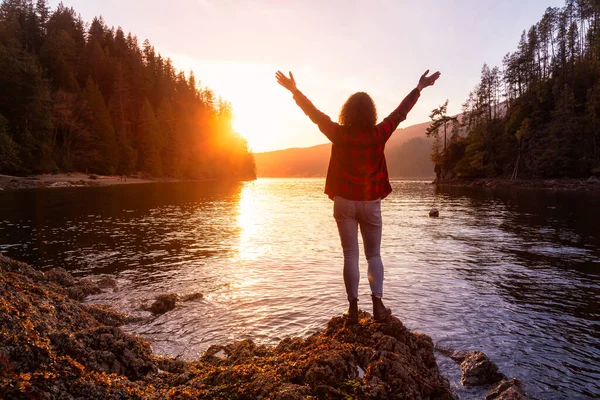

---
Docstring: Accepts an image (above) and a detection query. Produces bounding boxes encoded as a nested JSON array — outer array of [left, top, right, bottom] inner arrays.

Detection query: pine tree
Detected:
[[0, 40, 53, 173], [109, 63, 137, 174], [156, 98, 176, 176], [80, 77, 118, 174], [0, 0, 256, 179], [52, 89, 85, 170], [0, 113, 21, 172], [137, 98, 162, 176], [426, 100, 458, 173]]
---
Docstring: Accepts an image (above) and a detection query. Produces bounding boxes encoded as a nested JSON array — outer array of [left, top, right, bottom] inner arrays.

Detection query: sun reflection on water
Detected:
[[236, 181, 262, 261]]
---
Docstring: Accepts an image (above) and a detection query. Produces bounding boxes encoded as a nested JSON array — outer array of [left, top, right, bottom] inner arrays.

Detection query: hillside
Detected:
[[255, 121, 435, 178], [441, 2, 600, 180]]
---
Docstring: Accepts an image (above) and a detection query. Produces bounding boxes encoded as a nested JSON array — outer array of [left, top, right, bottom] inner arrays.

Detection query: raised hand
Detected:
[[276, 71, 297, 92], [417, 70, 441, 91]]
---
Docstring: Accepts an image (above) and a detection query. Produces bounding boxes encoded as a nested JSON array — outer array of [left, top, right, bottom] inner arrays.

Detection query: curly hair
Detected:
[[338, 92, 377, 130]]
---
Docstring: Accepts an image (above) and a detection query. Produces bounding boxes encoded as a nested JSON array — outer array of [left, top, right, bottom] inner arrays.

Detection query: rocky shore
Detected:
[[435, 177, 600, 192], [0, 173, 157, 191], [0, 255, 524, 399]]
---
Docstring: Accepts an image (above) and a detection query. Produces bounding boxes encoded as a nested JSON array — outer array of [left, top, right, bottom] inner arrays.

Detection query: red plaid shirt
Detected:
[[293, 88, 421, 201]]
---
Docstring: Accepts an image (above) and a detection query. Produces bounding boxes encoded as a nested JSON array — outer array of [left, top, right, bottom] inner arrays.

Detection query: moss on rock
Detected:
[[0, 255, 454, 399]]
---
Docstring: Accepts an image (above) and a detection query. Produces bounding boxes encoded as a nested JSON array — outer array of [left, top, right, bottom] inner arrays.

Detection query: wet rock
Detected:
[[444, 348, 526, 396], [96, 276, 118, 291], [141, 292, 203, 315], [459, 351, 505, 386], [63, 279, 100, 302], [147, 293, 178, 315], [449, 349, 470, 363], [182, 292, 203, 302], [486, 378, 527, 399], [86, 304, 134, 326], [45, 267, 77, 286]]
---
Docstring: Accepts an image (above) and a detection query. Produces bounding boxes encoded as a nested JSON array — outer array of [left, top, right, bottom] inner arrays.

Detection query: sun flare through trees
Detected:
[[0, 0, 256, 180]]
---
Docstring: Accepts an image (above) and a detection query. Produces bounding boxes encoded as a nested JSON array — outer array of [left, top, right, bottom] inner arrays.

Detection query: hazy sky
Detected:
[[50, 0, 566, 152]]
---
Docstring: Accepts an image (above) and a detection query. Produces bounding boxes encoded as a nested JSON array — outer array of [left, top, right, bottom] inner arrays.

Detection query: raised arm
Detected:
[[276, 71, 340, 143], [377, 70, 441, 141]]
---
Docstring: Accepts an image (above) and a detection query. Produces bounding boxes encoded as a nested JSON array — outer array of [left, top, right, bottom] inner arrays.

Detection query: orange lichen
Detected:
[[0, 255, 453, 399]]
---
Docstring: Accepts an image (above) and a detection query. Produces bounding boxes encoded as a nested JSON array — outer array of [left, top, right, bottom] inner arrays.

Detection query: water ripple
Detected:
[[0, 179, 598, 399]]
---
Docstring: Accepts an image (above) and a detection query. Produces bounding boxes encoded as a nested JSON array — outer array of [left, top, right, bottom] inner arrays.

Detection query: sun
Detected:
[[166, 56, 303, 152], [230, 99, 284, 153], [231, 109, 259, 151]]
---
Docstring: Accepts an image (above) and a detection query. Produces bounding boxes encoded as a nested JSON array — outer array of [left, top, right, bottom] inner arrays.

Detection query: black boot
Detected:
[[371, 295, 391, 321], [343, 298, 359, 324]]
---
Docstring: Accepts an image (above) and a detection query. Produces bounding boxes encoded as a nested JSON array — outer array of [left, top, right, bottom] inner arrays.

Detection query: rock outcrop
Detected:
[[0, 255, 453, 399], [486, 378, 527, 400], [451, 350, 505, 386], [139, 292, 204, 315], [446, 350, 527, 399], [437, 177, 600, 192]]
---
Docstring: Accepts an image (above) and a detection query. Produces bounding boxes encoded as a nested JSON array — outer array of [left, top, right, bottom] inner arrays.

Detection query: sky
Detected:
[[50, 0, 566, 153]]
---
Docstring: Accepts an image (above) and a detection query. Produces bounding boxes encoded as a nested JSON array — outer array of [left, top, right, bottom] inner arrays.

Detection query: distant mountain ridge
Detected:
[[254, 120, 435, 178]]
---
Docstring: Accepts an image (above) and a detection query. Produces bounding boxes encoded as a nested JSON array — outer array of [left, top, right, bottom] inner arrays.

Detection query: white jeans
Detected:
[[333, 196, 384, 300]]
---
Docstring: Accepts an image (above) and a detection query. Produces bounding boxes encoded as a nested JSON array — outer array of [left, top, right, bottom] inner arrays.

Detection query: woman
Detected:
[[276, 69, 440, 323]]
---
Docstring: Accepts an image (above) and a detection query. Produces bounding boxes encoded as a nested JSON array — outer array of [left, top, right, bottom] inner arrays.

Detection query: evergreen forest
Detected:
[[0, 0, 256, 180], [428, 0, 600, 180]]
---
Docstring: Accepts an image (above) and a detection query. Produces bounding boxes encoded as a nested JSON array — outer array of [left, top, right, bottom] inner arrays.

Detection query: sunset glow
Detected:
[[166, 56, 296, 152], [229, 83, 288, 153], [2, 0, 599, 398], [51, 0, 566, 153], [236, 181, 261, 260]]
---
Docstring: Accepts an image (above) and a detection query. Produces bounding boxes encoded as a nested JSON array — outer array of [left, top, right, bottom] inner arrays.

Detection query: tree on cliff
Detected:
[[426, 99, 458, 172]]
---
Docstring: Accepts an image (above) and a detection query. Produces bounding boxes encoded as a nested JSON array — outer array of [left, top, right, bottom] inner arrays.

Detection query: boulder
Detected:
[[182, 292, 203, 302], [96, 276, 118, 290], [486, 378, 527, 399], [459, 351, 505, 386], [147, 293, 178, 315]]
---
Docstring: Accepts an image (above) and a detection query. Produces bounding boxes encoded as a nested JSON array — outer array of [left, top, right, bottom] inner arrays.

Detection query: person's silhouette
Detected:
[[276, 69, 440, 323]]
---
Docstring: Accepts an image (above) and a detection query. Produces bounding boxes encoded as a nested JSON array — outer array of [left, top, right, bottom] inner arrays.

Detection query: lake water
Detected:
[[0, 179, 598, 399]]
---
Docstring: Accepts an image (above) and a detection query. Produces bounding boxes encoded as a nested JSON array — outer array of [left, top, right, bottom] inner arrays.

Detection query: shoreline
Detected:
[[2, 173, 599, 193], [0, 173, 214, 191], [436, 177, 600, 192], [0, 255, 525, 399]]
